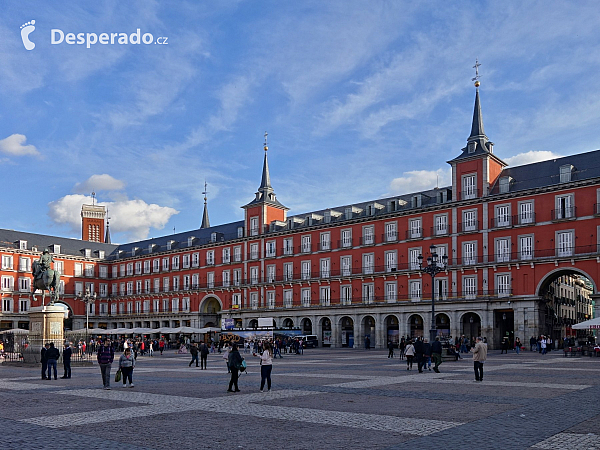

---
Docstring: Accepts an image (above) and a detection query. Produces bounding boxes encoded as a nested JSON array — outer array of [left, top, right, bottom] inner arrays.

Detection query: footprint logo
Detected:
[[20, 20, 36, 50]]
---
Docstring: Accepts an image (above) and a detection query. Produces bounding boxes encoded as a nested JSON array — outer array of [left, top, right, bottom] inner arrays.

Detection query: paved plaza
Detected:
[[1, 348, 599, 449]]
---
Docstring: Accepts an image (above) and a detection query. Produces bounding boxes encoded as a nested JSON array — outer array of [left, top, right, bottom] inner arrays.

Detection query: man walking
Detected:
[[199, 340, 209, 370], [40, 343, 50, 380], [431, 336, 443, 373], [189, 342, 199, 367], [61, 342, 72, 378], [97, 339, 115, 389], [414, 337, 425, 373], [472, 337, 487, 382], [387, 339, 394, 358]]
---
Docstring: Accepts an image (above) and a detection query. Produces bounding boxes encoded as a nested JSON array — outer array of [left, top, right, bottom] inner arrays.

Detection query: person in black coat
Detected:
[[387, 340, 394, 358], [414, 337, 425, 373], [227, 343, 243, 393], [45, 342, 60, 380], [431, 337, 443, 373], [61, 343, 72, 379], [40, 343, 50, 379]]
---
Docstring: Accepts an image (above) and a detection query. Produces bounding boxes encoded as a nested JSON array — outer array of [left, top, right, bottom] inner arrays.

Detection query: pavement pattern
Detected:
[[1, 347, 599, 449]]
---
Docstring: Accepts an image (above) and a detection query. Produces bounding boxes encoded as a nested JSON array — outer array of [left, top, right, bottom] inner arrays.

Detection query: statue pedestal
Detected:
[[22, 306, 65, 364]]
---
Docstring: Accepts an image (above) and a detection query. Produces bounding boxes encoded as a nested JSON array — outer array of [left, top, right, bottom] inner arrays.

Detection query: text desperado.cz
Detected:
[[51, 29, 168, 48]]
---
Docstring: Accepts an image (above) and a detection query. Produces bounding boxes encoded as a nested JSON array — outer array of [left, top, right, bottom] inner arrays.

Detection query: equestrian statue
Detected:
[[31, 248, 61, 306]]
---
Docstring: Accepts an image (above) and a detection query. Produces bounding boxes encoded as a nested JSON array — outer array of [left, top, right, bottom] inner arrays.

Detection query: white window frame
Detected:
[[409, 280, 421, 301]]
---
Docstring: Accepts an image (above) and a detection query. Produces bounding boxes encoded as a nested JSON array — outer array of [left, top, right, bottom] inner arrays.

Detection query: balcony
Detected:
[[514, 212, 536, 226], [338, 238, 354, 249], [382, 232, 398, 243], [552, 207, 576, 221], [359, 236, 376, 246], [319, 242, 331, 251], [490, 216, 512, 228], [459, 220, 479, 233], [431, 226, 448, 237], [406, 228, 423, 240], [298, 244, 313, 254], [461, 188, 478, 200]]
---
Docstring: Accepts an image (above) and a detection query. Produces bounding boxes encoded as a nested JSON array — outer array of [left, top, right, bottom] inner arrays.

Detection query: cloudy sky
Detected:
[[2, 1, 600, 243]]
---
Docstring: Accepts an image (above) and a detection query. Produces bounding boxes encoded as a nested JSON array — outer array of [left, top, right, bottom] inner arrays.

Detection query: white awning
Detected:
[[572, 317, 600, 329]]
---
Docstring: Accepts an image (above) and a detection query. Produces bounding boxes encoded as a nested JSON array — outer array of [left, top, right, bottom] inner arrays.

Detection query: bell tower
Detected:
[[81, 194, 106, 242]]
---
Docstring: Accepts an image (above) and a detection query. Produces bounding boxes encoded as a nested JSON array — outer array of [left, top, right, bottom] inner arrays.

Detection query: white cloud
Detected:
[[73, 174, 126, 193], [0, 134, 39, 156], [504, 151, 562, 167], [48, 194, 178, 241], [389, 168, 451, 195]]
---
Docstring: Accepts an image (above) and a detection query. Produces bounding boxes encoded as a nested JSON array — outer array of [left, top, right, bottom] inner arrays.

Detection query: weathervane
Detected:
[[91, 191, 96, 206], [472, 59, 481, 87], [202, 180, 208, 203], [264, 131, 268, 152]]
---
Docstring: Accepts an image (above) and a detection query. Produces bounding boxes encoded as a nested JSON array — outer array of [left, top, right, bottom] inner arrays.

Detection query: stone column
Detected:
[[23, 305, 65, 364], [331, 315, 339, 348]]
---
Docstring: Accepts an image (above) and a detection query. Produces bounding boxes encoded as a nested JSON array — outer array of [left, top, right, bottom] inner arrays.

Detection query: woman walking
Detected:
[[227, 343, 243, 393], [119, 348, 136, 388], [259, 342, 273, 392], [404, 340, 415, 371]]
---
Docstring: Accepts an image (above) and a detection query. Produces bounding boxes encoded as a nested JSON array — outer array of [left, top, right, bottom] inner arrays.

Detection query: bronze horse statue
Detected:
[[31, 260, 61, 306]]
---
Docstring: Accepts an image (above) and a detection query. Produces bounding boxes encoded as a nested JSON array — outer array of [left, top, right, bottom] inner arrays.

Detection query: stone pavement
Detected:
[[1, 348, 599, 449]]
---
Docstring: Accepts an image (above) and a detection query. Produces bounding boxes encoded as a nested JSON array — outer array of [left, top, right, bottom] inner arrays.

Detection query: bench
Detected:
[[563, 347, 581, 357]]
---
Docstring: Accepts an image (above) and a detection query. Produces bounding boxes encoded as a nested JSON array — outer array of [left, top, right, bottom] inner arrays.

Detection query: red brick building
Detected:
[[1, 87, 598, 348]]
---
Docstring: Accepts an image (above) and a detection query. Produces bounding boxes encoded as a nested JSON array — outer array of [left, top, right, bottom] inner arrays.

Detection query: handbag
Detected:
[[115, 368, 122, 382]]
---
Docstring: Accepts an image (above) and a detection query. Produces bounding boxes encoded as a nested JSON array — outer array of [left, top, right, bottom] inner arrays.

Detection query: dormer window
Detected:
[[52, 244, 61, 254], [344, 207, 352, 220], [132, 247, 139, 257], [499, 176, 511, 194], [166, 240, 175, 251], [468, 142, 476, 154], [18, 240, 27, 250], [411, 195, 422, 208], [324, 211, 331, 223], [211, 232, 217, 243], [98, 250, 105, 259], [559, 164, 573, 183], [366, 205, 374, 216], [84, 248, 92, 258], [187, 237, 195, 247], [305, 216, 312, 226], [148, 244, 154, 253], [237, 227, 244, 238]]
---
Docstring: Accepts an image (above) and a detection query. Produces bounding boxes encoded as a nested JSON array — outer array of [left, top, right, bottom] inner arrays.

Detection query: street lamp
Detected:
[[418, 244, 448, 343], [79, 288, 97, 345]]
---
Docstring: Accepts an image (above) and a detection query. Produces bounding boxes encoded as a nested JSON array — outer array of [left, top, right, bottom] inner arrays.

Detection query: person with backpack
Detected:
[[199, 340, 209, 370], [227, 343, 243, 393]]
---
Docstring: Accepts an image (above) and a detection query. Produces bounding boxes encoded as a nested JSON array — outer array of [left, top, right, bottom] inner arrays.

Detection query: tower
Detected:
[[242, 132, 288, 236], [81, 202, 106, 243], [200, 181, 210, 229]]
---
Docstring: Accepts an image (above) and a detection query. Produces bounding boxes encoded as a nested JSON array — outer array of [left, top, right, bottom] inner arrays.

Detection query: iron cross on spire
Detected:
[[202, 180, 208, 202], [472, 59, 481, 83], [91, 191, 96, 206], [264, 131, 268, 151]]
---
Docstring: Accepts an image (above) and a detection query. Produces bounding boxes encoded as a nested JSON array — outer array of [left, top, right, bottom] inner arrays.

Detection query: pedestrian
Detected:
[[259, 341, 273, 392], [500, 337, 508, 354], [149, 341, 154, 357], [414, 337, 425, 373], [61, 342, 72, 379], [159, 339, 165, 355], [460, 335, 468, 353], [189, 342, 199, 367], [514, 337, 521, 355], [541, 336, 547, 355], [423, 338, 432, 371], [227, 343, 243, 393], [387, 340, 394, 358], [119, 348, 136, 388], [97, 339, 115, 390], [200, 340, 209, 370], [471, 337, 488, 382], [530, 336, 537, 352], [404, 340, 415, 371], [46, 342, 60, 380], [431, 337, 443, 373], [365, 336, 370, 350], [399, 337, 406, 360], [40, 343, 50, 380], [223, 343, 231, 372]]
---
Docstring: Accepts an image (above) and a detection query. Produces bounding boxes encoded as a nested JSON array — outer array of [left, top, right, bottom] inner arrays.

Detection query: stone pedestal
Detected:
[[22, 306, 65, 364]]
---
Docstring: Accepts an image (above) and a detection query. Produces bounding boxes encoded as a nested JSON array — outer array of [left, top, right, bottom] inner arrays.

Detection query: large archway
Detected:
[[435, 313, 450, 338], [301, 318, 313, 334], [339, 316, 354, 347], [361, 315, 375, 349], [319, 317, 332, 347], [282, 318, 294, 329], [385, 315, 399, 346], [199, 296, 222, 314], [408, 314, 424, 339], [461, 312, 481, 341]]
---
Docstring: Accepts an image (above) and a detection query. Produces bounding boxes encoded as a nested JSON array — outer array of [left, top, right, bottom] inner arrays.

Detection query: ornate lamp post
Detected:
[[418, 245, 448, 343], [79, 288, 97, 345]]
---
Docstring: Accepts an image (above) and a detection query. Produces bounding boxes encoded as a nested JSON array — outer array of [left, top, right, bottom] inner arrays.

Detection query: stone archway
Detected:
[[248, 319, 258, 329], [361, 315, 376, 349], [301, 317, 313, 334], [435, 313, 451, 337], [339, 316, 354, 347], [385, 315, 399, 345], [408, 314, 424, 339], [461, 312, 481, 341], [319, 316, 332, 347], [282, 318, 294, 329]]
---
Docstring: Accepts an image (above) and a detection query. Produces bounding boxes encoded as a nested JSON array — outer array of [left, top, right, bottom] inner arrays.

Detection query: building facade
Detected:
[[1, 87, 599, 348]]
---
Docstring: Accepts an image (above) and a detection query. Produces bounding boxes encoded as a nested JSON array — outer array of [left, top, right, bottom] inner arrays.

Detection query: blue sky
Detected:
[[2, 1, 600, 243]]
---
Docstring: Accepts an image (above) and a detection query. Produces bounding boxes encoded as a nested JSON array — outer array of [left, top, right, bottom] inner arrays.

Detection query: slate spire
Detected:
[[200, 181, 210, 229], [468, 88, 487, 142], [259, 131, 272, 190]]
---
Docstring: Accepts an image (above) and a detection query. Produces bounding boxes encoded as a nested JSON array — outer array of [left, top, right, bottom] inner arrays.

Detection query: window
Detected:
[[266, 265, 275, 283], [233, 269, 241, 286], [519, 235, 533, 260], [495, 238, 510, 263], [385, 282, 397, 302], [320, 286, 330, 306], [284, 290, 293, 308], [222, 248, 231, 263], [341, 229, 352, 248], [233, 247, 241, 262], [126, 263, 133, 276], [301, 288, 311, 307], [409, 218, 421, 239], [495, 205, 510, 227], [320, 259, 330, 278], [18, 240, 27, 250], [232, 294, 241, 309], [341, 256, 352, 277], [496, 274, 511, 297], [143, 300, 150, 313], [172, 276, 179, 292], [250, 292, 258, 310], [18, 257, 30, 272], [19, 298, 29, 312], [53, 244, 61, 254], [434, 278, 448, 301], [211, 232, 217, 243], [237, 227, 244, 238], [85, 264, 94, 277], [161, 299, 168, 312], [192, 273, 199, 289], [267, 291, 275, 309], [362, 283, 374, 304], [301, 261, 311, 280], [385, 222, 397, 242], [301, 235, 311, 253], [463, 242, 477, 265], [560, 164, 572, 183], [265, 241, 275, 258], [250, 243, 259, 260], [100, 283, 108, 297], [144, 279, 151, 293], [153, 259, 160, 272], [1, 255, 12, 270], [557, 230, 573, 257], [182, 298, 190, 313], [127, 281, 133, 295], [385, 251, 397, 272], [362, 226, 374, 245], [74, 263, 83, 277], [136, 280, 142, 294], [206, 250, 215, 265], [3, 298, 12, 312], [154, 278, 160, 293], [111, 303, 117, 315], [409, 248, 421, 270], [362, 253, 374, 275], [250, 217, 259, 236], [519, 201, 534, 224], [134, 261, 142, 275], [54, 261, 64, 275], [172, 298, 179, 313], [320, 232, 330, 251], [463, 276, 477, 299], [409, 280, 421, 301], [207, 272, 215, 288], [192, 253, 200, 267], [283, 263, 293, 281], [341, 285, 352, 305], [162, 258, 169, 271], [162, 277, 169, 292], [462, 174, 476, 199], [283, 238, 293, 255], [463, 210, 477, 232], [182, 254, 190, 268], [555, 194, 574, 219], [499, 177, 510, 194], [434, 215, 448, 235], [172, 256, 179, 270], [18, 277, 30, 292], [250, 267, 258, 285], [344, 207, 353, 220]]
